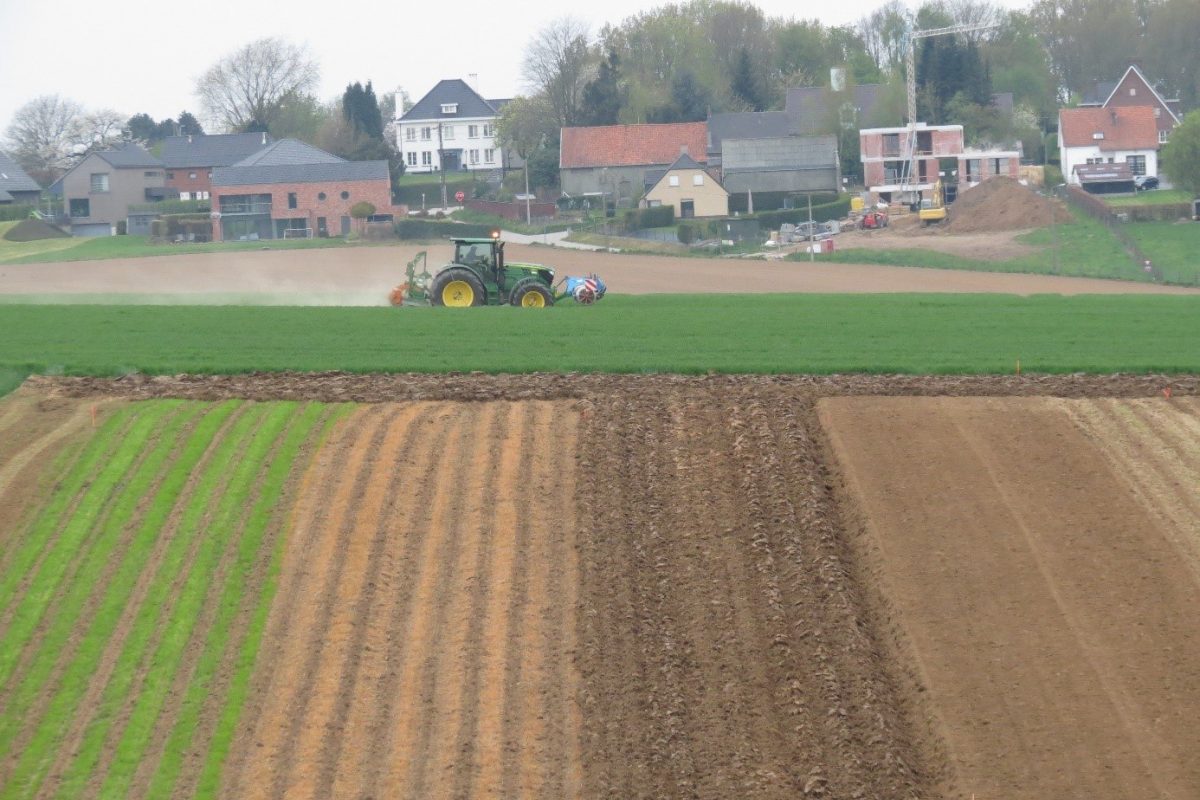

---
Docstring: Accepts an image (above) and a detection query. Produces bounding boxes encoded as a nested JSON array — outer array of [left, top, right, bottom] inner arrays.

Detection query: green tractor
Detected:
[[393, 232, 605, 308]]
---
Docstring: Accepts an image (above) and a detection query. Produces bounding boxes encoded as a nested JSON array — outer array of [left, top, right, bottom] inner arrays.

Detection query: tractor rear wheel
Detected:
[[509, 279, 554, 308], [431, 268, 485, 307]]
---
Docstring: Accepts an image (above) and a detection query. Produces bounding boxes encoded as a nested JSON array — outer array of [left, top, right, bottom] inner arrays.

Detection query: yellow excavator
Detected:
[[919, 180, 947, 225]]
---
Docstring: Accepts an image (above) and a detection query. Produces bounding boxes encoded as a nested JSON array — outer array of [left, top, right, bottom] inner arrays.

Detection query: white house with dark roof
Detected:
[[396, 78, 510, 174]]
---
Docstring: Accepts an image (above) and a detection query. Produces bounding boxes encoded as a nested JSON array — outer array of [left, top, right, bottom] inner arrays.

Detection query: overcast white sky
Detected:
[[0, 0, 1033, 136]]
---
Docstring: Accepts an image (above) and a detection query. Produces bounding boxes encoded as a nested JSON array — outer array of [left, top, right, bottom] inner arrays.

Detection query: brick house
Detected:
[[1079, 65, 1184, 147], [211, 139, 392, 241], [860, 123, 1019, 202], [559, 122, 708, 207], [1059, 106, 1159, 187], [160, 132, 272, 200]]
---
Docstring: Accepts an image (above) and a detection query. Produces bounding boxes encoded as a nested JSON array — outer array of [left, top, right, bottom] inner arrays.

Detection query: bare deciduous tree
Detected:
[[3, 94, 84, 186], [195, 37, 320, 132], [521, 17, 594, 127]]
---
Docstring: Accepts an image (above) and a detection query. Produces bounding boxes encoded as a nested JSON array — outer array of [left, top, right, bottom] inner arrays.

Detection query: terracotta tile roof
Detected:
[[560, 122, 707, 169], [1059, 106, 1158, 151]]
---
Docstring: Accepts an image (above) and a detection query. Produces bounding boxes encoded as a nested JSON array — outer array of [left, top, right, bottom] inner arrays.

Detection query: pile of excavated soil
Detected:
[[3, 217, 70, 242], [948, 177, 1063, 233]]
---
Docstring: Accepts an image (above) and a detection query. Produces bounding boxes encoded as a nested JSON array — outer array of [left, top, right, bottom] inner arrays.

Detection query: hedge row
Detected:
[[622, 205, 674, 230], [0, 204, 37, 222], [745, 196, 852, 228], [395, 219, 496, 240]]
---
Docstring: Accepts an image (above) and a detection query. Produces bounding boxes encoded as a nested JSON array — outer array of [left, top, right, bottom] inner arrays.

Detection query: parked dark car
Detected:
[[1134, 175, 1160, 191]]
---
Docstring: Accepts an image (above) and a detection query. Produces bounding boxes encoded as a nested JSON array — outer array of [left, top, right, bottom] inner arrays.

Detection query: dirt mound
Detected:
[[948, 177, 1062, 232], [3, 218, 70, 242]]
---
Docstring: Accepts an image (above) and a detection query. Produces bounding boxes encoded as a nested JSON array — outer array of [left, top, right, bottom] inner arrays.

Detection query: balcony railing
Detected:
[[219, 201, 272, 215]]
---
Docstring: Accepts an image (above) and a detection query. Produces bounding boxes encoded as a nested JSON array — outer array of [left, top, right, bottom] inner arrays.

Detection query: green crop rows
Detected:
[[1, 295, 1199, 379], [0, 399, 346, 799]]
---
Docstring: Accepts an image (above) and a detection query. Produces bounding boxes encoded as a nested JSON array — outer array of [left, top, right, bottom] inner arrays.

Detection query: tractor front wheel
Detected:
[[431, 268, 485, 307], [509, 279, 555, 308]]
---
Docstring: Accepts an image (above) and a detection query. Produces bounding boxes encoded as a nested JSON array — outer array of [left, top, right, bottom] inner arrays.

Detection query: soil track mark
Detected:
[[225, 400, 583, 800], [821, 396, 1200, 800]]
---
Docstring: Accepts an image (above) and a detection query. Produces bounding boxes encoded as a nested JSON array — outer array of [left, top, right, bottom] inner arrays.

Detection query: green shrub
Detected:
[[350, 201, 376, 220], [622, 205, 674, 231], [394, 219, 495, 239], [741, 196, 851, 229], [676, 222, 697, 245], [0, 204, 38, 222]]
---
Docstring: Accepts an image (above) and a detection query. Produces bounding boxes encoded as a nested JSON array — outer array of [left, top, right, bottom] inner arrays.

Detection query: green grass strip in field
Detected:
[[94, 403, 295, 799], [149, 403, 342, 799], [0, 296, 1198, 375], [0, 404, 138, 615], [0, 402, 183, 694], [0, 402, 209, 798], [38, 402, 249, 800]]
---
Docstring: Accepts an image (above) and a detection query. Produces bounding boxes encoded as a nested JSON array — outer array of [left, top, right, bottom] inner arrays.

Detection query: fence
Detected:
[[1062, 186, 1180, 284]]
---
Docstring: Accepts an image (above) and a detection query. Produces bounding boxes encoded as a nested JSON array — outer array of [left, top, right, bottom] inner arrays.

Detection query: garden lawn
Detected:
[[1123, 221, 1200, 285], [1104, 190, 1193, 207], [1, 294, 1198, 377]]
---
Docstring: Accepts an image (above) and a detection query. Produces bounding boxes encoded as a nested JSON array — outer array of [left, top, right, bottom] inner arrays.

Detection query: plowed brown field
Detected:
[[15, 375, 1200, 799], [821, 396, 1200, 800], [220, 400, 583, 800]]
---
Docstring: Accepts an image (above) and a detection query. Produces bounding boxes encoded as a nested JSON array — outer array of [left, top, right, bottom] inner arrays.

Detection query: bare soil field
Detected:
[[835, 223, 1040, 261], [821, 396, 1200, 799], [3, 242, 1196, 302], [11, 373, 1200, 799]]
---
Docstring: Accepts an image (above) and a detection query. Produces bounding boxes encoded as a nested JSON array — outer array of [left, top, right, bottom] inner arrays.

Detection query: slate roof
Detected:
[[160, 132, 271, 168], [1059, 106, 1158, 150], [1080, 81, 1118, 106], [0, 189, 12, 202], [94, 143, 162, 168], [233, 138, 344, 166], [560, 122, 708, 169], [721, 136, 839, 173], [402, 79, 499, 121], [0, 151, 41, 193], [706, 112, 797, 156]]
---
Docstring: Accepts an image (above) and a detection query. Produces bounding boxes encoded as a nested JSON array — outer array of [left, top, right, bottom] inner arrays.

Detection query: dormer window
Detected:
[[1129, 88, 1137, 96], [441, 103, 458, 114], [1093, 132, 1104, 140]]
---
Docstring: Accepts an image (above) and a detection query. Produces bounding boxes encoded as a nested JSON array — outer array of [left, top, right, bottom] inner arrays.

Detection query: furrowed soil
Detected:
[[821, 396, 1200, 799], [11, 374, 1200, 799]]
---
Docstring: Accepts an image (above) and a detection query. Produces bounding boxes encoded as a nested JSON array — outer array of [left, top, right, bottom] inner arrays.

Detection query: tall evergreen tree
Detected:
[[730, 48, 764, 111], [581, 49, 623, 125], [177, 111, 204, 135]]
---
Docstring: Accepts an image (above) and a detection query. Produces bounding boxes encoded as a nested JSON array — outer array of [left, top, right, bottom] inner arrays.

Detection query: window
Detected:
[[421, 151, 432, 166], [693, 174, 704, 186], [90, 173, 109, 193], [441, 103, 458, 114], [669, 175, 680, 187], [179, 192, 191, 200], [1159, 129, 1169, 144], [207, 171, 212, 179], [469, 149, 479, 164], [483, 123, 495, 137], [198, 191, 209, 200], [421, 127, 432, 140], [442, 124, 455, 140], [1092, 132, 1105, 140], [406, 152, 418, 166], [341, 190, 349, 200], [468, 125, 479, 138], [1107, 157, 1115, 163], [1126, 154, 1146, 176], [144, 170, 158, 178], [882, 133, 900, 157], [1154, 107, 1161, 118], [405, 128, 416, 141], [484, 149, 495, 164], [318, 192, 326, 201], [70, 198, 90, 217], [189, 172, 197, 179], [166, 171, 175, 179], [1086, 157, 1103, 165], [1129, 87, 1137, 96], [287, 192, 297, 209]]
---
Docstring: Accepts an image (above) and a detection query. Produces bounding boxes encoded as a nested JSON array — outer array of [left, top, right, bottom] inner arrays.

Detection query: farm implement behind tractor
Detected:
[[390, 232, 606, 308]]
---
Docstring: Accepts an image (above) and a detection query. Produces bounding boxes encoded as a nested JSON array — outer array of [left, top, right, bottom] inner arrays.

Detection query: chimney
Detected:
[[262, 131, 268, 145], [680, 144, 689, 156], [1110, 108, 1118, 124], [468, 73, 479, 92], [187, 134, 193, 144]]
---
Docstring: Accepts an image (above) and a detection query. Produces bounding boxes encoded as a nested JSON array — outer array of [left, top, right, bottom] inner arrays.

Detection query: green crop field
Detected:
[[0, 398, 345, 799], [1, 294, 1198, 380]]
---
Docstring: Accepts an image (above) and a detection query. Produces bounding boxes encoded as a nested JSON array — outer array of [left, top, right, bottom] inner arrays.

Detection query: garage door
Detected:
[[71, 223, 112, 237]]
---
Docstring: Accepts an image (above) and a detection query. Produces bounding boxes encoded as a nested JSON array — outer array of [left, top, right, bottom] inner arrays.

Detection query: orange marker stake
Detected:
[[1164, 387, 1172, 399], [91, 405, 97, 428], [1015, 358, 1021, 376]]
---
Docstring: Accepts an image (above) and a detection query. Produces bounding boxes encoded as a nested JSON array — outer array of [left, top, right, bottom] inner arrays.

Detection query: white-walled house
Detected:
[[396, 79, 510, 174], [1059, 106, 1159, 186]]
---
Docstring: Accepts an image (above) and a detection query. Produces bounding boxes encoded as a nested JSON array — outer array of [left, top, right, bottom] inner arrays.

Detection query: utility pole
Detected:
[[807, 193, 814, 263]]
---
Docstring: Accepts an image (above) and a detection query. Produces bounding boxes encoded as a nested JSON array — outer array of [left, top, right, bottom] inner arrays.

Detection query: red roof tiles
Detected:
[[1059, 106, 1158, 151], [560, 122, 707, 169]]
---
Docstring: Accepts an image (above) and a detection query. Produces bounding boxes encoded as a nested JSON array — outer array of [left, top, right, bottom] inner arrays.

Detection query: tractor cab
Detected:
[[453, 236, 504, 282]]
